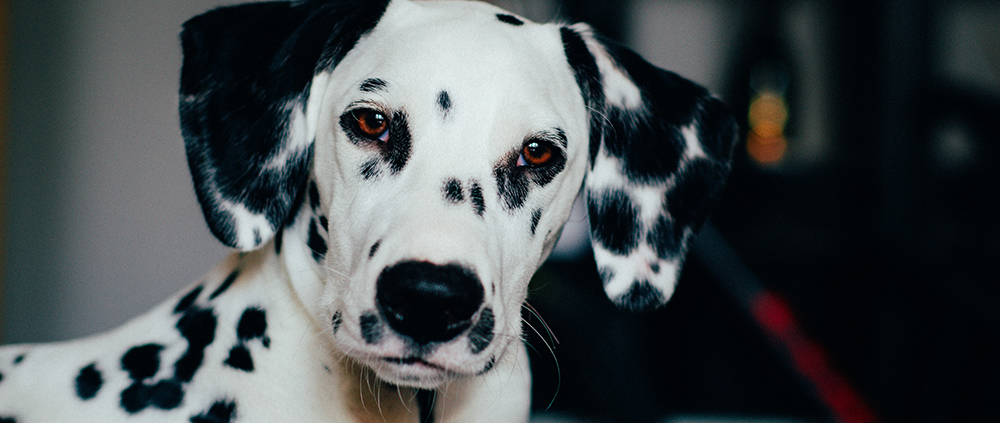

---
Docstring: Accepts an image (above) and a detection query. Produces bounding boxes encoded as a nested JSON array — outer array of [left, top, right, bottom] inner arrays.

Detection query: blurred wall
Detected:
[[2, 0, 241, 343]]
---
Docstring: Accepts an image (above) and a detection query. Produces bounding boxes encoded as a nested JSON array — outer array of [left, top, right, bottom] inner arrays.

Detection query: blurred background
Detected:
[[1, 0, 998, 422]]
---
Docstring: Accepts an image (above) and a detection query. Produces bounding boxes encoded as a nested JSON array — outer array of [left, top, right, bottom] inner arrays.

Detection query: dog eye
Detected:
[[350, 109, 390, 141], [517, 140, 555, 167]]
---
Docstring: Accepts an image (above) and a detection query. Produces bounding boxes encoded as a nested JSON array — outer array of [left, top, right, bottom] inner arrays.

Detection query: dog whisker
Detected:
[[520, 306, 561, 411], [522, 302, 559, 347]]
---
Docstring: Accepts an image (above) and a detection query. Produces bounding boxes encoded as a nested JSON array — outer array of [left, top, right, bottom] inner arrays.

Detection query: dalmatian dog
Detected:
[[0, 0, 736, 421]]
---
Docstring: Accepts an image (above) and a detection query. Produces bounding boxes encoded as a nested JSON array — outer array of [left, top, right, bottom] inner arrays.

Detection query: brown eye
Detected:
[[351, 109, 389, 140], [518, 140, 554, 167]]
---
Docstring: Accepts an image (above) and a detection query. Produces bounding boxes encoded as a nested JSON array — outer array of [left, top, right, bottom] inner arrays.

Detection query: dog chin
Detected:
[[367, 356, 461, 389]]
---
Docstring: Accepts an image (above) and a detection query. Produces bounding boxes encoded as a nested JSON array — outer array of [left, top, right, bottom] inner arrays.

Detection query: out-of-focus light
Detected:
[[747, 130, 787, 166], [747, 90, 789, 166], [749, 92, 787, 136]]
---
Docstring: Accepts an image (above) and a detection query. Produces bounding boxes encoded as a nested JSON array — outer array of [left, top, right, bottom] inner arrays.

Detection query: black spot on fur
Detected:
[[417, 389, 436, 423], [359, 78, 386, 92], [496, 13, 524, 26], [0, 417, 15, 423], [122, 344, 164, 381], [530, 208, 543, 235], [190, 400, 237, 423], [666, 159, 727, 231], [237, 308, 267, 340], [285, 175, 310, 225], [319, 214, 329, 231], [369, 240, 381, 259], [588, 189, 640, 255], [469, 308, 495, 354], [560, 27, 604, 165], [120, 384, 149, 413], [360, 158, 381, 180], [13, 354, 24, 365], [386, 111, 412, 174], [617, 281, 666, 311], [76, 363, 103, 400], [157, 384, 183, 408], [120, 344, 185, 413], [224, 346, 254, 372], [437, 90, 452, 114], [649, 214, 683, 260], [308, 180, 321, 211], [495, 164, 530, 210], [175, 285, 203, 314], [210, 270, 239, 300], [118, 306, 218, 412], [332, 311, 343, 334], [360, 312, 383, 344], [443, 179, 464, 203], [175, 307, 218, 383], [470, 182, 485, 216], [234, 308, 269, 356], [308, 218, 327, 262]]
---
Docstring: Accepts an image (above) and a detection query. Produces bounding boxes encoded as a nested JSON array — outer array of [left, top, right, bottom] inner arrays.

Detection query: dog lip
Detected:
[[382, 356, 445, 371]]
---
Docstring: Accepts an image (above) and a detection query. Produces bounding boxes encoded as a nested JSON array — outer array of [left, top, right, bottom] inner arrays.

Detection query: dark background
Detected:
[[525, 1, 1000, 422]]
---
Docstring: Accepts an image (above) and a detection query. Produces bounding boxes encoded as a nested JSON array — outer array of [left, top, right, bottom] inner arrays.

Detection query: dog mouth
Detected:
[[339, 332, 505, 388], [382, 355, 445, 371], [369, 354, 461, 388]]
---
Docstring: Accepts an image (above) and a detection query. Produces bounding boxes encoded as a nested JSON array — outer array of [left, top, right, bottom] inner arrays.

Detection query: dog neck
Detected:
[[273, 204, 329, 321]]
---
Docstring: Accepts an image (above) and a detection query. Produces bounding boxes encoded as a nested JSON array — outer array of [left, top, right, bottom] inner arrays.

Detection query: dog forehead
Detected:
[[343, 1, 572, 100], [314, 1, 587, 163]]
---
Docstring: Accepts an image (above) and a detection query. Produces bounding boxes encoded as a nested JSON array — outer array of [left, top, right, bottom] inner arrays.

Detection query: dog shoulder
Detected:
[[0, 252, 330, 421]]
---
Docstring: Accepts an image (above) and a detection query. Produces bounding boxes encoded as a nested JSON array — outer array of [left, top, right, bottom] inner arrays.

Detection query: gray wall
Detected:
[[3, 0, 241, 343]]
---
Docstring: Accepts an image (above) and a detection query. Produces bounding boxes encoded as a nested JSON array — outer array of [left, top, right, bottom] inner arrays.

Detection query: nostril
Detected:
[[376, 261, 484, 345]]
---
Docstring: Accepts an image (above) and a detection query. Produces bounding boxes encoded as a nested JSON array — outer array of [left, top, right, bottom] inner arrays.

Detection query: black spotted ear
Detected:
[[180, 0, 389, 250], [561, 24, 738, 311]]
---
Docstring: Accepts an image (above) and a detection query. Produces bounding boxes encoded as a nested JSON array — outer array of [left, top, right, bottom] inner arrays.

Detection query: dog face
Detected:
[[309, 2, 589, 386], [180, 0, 736, 389]]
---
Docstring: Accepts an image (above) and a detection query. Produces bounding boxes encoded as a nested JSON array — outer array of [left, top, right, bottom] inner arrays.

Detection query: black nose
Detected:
[[376, 261, 484, 345]]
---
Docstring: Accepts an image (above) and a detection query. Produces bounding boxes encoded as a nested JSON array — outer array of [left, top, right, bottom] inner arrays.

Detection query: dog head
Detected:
[[180, 0, 736, 388]]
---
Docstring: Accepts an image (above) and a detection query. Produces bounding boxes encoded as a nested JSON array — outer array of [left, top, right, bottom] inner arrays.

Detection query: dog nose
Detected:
[[376, 261, 484, 345]]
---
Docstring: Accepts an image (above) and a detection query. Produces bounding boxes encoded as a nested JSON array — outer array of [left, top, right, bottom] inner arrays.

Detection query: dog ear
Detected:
[[179, 0, 389, 250], [560, 24, 738, 311]]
